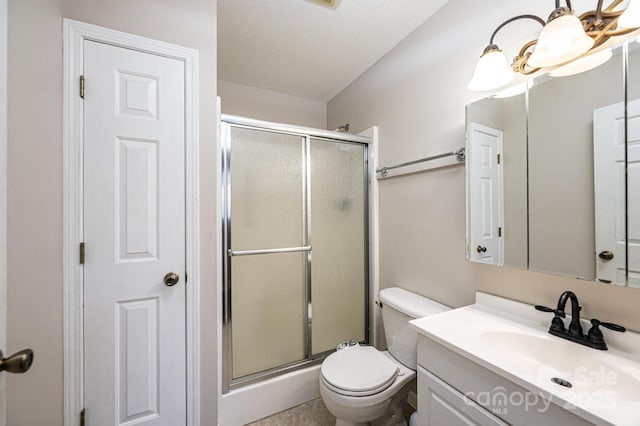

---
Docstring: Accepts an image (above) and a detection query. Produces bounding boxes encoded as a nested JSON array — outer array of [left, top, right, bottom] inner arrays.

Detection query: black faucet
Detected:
[[555, 291, 583, 336], [535, 291, 626, 350]]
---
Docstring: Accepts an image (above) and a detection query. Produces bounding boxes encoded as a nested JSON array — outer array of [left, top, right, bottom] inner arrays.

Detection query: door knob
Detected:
[[0, 349, 34, 374], [598, 251, 614, 261], [476, 245, 487, 253], [164, 272, 180, 287]]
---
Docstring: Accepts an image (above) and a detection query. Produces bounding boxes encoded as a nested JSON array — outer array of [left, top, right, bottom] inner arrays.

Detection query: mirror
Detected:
[[466, 94, 527, 268], [466, 41, 639, 287], [629, 40, 640, 287], [528, 47, 624, 282]]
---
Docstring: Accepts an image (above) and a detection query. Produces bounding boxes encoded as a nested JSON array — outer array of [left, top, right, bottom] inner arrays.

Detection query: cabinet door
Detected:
[[418, 366, 507, 426]]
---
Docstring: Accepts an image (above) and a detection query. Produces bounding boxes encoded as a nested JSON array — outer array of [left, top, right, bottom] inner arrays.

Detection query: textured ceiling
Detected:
[[218, 0, 450, 102]]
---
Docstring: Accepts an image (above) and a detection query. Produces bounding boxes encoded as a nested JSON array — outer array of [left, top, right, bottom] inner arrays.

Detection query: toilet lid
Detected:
[[321, 345, 398, 394]]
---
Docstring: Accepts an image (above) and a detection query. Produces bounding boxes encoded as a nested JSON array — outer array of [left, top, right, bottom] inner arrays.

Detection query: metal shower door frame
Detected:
[[220, 115, 370, 393]]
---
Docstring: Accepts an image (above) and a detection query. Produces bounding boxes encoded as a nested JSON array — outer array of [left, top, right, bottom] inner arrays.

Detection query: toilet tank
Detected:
[[379, 287, 450, 369]]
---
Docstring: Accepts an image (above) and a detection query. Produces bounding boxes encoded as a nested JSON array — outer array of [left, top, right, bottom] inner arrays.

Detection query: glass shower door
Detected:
[[310, 139, 367, 354], [227, 126, 308, 379], [222, 119, 370, 391]]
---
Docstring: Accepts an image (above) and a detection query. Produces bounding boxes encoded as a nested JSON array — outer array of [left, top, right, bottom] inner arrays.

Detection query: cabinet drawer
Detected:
[[418, 365, 507, 426]]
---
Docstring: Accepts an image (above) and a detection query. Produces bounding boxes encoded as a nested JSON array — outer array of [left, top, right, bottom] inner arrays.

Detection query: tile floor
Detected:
[[247, 398, 336, 426]]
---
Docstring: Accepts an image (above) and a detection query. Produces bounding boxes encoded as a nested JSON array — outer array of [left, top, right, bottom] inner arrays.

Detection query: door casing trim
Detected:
[[63, 19, 200, 426]]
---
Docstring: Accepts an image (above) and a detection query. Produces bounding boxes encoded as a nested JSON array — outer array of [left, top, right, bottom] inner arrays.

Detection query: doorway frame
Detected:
[[62, 19, 200, 426]]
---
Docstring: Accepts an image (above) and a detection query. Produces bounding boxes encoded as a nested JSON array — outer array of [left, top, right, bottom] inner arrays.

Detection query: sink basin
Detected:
[[481, 330, 640, 405], [410, 295, 640, 426]]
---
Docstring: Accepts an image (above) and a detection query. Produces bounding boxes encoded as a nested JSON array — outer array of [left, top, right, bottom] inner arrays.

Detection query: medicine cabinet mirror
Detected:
[[466, 39, 640, 288]]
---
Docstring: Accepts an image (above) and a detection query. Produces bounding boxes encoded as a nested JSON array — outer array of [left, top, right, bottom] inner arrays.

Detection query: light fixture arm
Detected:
[[555, 0, 573, 11], [488, 14, 546, 45], [596, 0, 605, 21]]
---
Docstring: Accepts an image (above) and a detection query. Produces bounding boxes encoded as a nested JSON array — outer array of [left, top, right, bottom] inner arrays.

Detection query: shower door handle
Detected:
[[229, 246, 312, 257]]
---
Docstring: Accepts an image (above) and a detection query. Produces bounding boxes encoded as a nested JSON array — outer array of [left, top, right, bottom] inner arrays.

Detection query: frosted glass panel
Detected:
[[231, 253, 305, 378], [310, 139, 366, 354], [230, 127, 304, 250]]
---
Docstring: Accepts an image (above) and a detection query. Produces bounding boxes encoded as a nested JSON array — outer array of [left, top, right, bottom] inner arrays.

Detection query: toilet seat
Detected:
[[321, 345, 399, 397]]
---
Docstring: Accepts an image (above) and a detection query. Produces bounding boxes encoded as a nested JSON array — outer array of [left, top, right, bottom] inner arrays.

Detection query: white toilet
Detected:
[[319, 287, 450, 426]]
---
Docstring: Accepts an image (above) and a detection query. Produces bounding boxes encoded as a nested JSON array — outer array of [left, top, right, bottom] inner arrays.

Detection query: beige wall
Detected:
[[218, 80, 327, 128], [7, 0, 218, 424], [7, 1, 64, 424], [501, 95, 527, 268], [327, 0, 640, 332]]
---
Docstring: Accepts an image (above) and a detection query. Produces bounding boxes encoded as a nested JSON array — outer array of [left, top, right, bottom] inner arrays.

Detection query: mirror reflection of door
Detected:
[[629, 41, 640, 288], [594, 102, 627, 285], [628, 99, 640, 287], [469, 122, 504, 266]]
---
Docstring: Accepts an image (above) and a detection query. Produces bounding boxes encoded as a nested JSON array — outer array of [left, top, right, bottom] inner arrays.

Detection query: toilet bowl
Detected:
[[319, 346, 415, 425], [319, 287, 450, 426]]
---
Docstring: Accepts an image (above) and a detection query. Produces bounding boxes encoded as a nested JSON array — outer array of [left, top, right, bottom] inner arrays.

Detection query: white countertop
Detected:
[[410, 292, 640, 426]]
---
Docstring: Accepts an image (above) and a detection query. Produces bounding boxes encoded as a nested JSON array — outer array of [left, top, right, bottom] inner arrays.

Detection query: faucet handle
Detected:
[[535, 305, 566, 332], [587, 319, 626, 350], [535, 305, 565, 318], [591, 318, 626, 333]]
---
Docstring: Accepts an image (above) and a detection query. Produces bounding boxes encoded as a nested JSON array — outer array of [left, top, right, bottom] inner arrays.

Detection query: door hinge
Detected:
[[498, 227, 502, 237], [80, 408, 86, 426], [497, 153, 501, 165], [185, 271, 188, 283], [79, 242, 85, 264], [79, 75, 85, 99]]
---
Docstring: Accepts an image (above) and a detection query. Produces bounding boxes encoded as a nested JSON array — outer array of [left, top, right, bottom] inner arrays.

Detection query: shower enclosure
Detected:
[[221, 116, 370, 392]]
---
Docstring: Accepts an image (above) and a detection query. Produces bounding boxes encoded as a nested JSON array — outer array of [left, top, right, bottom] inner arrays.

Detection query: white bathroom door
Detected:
[[594, 102, 627, 285], [469, 123, 504, 266], [627, 100, 640, 287], [83, 40, 187, 425]]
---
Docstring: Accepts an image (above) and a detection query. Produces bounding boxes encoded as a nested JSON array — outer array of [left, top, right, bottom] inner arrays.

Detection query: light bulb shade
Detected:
[[468, 49, 515, 91], [618, 0, 640, 29], [528, 14, 594, 68], [549, 48, 612, 77]]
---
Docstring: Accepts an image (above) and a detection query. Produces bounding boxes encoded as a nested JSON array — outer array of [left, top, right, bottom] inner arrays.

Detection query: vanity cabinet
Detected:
[[416, 335, 592, 426]]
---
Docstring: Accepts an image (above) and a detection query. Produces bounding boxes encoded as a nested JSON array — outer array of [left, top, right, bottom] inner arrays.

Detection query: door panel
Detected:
[[230, 127, 304, 251], [231, 252, 305, 378], [116, 137, 159, 262], [469, 123, 504, 265], [83, 40, 186, 425], [628, 100, 640, 287], [594, 102, 627, 285]]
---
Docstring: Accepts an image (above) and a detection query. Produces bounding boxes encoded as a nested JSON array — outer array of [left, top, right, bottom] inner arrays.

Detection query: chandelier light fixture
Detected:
[[468, 0, 640, 92]]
